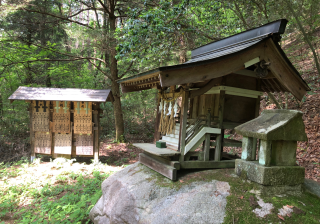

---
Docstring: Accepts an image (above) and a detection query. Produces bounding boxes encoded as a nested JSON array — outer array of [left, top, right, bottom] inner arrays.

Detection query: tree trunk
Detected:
[[109, 14, 125, 141], [267, 92, 283, 109], [285, 0, 320, 76]]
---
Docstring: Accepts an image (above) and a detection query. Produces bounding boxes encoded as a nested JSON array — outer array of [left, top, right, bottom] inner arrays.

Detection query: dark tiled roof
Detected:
[[187, 19, 287, 64]]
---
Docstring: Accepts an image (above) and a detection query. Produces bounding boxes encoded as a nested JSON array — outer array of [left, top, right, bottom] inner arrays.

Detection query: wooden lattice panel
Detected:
[[73, 102, 92, 134], [54, 133, 72, 154], [32, 100, 50, 132], [53, 101, 71, 133], [35, 132, 51, 154], [76, 134, 93, 155]]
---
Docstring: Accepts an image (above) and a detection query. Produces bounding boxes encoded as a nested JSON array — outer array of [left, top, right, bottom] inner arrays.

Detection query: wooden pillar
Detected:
[[204, 109, 211, 161], [251, 96, 260, 160], [50, 102, 57, 159], [153, 91, 161, 143], [257, 139, 261, 161], [93, 103, 100, 162], [179, 89, 189, 162], [71, 101, 76, 158], [29, 103, 35, 162], [259, 140, 271, 167], [252, 79, 261, 160], [215, 90, 225, 161]]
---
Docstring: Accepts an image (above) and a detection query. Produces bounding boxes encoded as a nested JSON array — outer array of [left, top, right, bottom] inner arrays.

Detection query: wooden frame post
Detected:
[[179, 89, 189, 162], [93, 104, 100, 162], [204, 109, 211, 161], [215, 90, 225, 161], [153, 91, 161, 143], [29, 103, 35, 162], [251, 79, 261, 160]]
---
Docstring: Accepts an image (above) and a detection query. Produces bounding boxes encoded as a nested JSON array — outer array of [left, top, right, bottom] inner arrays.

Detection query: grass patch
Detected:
[[0, 158, 122, 223]]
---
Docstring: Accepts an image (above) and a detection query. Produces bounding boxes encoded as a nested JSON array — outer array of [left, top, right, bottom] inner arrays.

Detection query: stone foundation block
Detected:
[[259, 184, 302, 196], [235, 159, 305, 186]]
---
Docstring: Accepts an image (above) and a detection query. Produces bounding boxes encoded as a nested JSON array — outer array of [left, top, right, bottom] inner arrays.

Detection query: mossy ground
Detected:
[[140, 164, 320, 224]]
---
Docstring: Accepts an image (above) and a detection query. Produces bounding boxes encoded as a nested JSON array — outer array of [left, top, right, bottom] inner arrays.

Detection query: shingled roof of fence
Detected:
[[8, 86, 113, 102]]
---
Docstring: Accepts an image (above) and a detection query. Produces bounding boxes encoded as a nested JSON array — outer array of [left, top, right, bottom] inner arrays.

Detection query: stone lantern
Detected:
[[234, 110, 307, 195]]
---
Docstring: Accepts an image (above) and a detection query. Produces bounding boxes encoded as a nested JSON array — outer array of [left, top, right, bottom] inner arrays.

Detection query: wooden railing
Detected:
[[185, 115, 206, 145]]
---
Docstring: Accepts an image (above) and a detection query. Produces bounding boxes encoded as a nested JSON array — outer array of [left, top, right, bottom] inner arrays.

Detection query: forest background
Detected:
[[0, 0, 320, 181]]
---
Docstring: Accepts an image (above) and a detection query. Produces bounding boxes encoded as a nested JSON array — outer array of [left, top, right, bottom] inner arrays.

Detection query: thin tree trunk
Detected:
[[285, 0, 320, 76], [267, 92, 283, 109], [109, 14, 125, 141]]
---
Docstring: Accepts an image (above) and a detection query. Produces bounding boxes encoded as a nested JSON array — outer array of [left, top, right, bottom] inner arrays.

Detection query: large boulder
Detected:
[[89, 162, 230, 224]]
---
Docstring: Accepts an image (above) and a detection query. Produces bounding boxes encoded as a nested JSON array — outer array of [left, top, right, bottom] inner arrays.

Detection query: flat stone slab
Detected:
[[235, 159, 305, 186], [304, 178, 320, 198], [89, 162, 230, 224], [133, 143, 181, 156]]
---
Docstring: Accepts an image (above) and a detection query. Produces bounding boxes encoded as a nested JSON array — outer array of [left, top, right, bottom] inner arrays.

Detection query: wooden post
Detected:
[[29, 103, 35, 162], [204, 109, 211, 161], [50, 102, 57, 159], [153, 91, 161, 143], [257, 139, 261, 161], [252, 79, 261, 160], [215, 90, 225, 161], [93, 104, 100, 162], [179, 89, 189, 162], [251, 96, 260, 160], [71, 122, 76, 158]]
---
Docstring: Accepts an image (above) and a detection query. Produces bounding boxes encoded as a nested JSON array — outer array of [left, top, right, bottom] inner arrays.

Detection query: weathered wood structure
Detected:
[[118, 19, 310, 180], [9, 87, 113, 161]]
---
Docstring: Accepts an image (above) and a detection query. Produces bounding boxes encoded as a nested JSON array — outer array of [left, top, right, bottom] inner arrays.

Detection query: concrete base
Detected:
[[235, 159, 305, 195]]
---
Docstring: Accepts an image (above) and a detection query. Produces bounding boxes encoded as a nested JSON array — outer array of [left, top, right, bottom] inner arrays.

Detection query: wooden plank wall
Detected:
[[28, 101, 102, 160], [189, 74, 259, 122], [190, 94, 219, 119]]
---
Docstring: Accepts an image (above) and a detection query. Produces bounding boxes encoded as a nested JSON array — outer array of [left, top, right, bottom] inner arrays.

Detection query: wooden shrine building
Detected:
[[8, 87, 113, 161], [118, 19, 310, 180]]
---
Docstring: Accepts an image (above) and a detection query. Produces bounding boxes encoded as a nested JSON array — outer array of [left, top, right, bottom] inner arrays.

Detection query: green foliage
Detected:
[[0, 158, 112, 223]]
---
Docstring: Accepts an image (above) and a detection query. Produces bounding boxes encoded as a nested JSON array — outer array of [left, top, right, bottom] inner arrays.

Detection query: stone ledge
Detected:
[[259, 184, 302, 196], [235, 159, 305, 186], [304, 178, 320, 198]]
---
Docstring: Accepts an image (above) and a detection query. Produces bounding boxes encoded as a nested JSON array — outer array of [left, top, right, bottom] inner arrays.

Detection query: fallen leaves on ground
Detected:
[[278, 214, 285, 221]]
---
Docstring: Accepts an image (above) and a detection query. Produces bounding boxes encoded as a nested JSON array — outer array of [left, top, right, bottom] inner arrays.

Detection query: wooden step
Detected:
[[162, 136, 179, 144], [133, 143, 180, 156], [159, 140, 178, 149]]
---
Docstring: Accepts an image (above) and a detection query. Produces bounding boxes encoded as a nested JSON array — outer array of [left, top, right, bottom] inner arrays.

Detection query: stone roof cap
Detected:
[[235, 109, 307, 141]]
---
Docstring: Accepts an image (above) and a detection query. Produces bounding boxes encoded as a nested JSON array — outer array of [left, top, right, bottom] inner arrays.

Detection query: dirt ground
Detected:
[[98, 141, 144, 166]]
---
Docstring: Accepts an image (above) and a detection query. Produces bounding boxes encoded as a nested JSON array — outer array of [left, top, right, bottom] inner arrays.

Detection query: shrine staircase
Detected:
[[160, 122, 200, 150], [159, 123, 180, 149]]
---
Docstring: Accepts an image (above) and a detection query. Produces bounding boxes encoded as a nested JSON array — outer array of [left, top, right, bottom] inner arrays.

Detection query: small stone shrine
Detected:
[[234, 109, 307, 195], [8, 86, 113, 161]]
